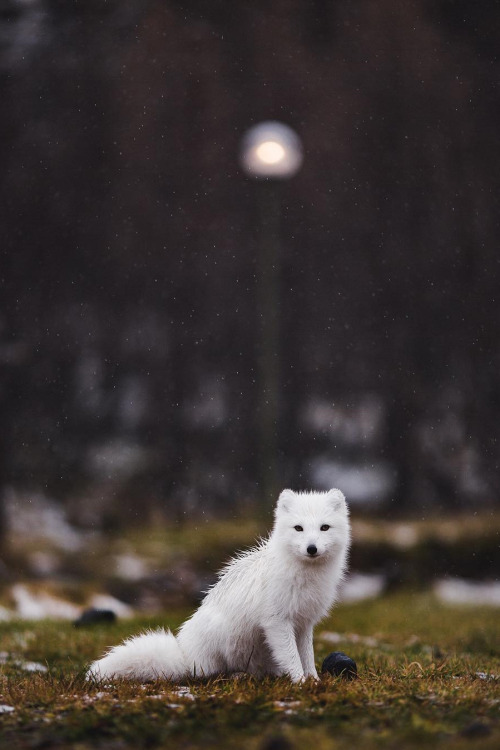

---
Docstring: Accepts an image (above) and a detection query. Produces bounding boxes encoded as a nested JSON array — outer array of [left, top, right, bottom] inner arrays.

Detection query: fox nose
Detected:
[[307, 544, 317, 556]]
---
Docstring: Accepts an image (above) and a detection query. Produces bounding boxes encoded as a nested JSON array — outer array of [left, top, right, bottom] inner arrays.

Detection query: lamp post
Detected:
[[240, 122, 303, 509]]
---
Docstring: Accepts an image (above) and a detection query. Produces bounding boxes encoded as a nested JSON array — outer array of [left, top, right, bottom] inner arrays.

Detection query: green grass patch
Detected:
[[1, 592, 499, 749]]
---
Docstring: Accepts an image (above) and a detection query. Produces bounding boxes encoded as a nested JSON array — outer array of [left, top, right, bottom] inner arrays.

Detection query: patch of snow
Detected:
[[391, 524, 418, 548], [86, 440, 149, 481], [5, 489, 83, 551], [273, 701, 301, 709], [319, 631, 382, 648], [11, 584, 81, 620], [339, 573, 386, 602], [146, 690, 195, 702], [88, 594, 133, 618], [114, 553, 148, 581], [310, 458, 394, 505], [0, 605, 12, 621], [81, 691, 111, 703], [0, 651, 47, 672], [0, 705, 15, 714], [434, 578, 500, 607], [19, 660, 48, 673], [173, 686, 195, 701]]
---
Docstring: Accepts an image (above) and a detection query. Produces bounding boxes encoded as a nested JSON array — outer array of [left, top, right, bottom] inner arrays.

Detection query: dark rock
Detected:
[[460, 721, 491, 738], [73, 608, 117, 627], [321, 651, 358, 680], [260, 736, 293, 750]]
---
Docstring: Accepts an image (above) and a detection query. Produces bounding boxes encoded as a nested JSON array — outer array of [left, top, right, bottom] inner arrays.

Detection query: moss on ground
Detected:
[[0, 591, 498, 749]]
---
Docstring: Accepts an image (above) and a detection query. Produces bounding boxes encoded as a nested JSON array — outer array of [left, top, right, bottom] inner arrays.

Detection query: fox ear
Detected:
[[327, 488, 346, 512], [276, 489, 295, 515]]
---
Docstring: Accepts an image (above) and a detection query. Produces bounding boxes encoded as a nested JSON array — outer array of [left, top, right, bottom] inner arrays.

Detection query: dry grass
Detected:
[[0, 591, 499, 749]]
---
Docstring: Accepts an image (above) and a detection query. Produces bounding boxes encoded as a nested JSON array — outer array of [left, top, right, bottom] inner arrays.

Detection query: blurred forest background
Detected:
[[1, 0, 500, 541]]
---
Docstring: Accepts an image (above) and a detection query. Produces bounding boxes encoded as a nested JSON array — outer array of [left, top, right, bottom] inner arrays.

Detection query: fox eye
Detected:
[[320, 524, 330, 531], [294, 525, 303, 532]]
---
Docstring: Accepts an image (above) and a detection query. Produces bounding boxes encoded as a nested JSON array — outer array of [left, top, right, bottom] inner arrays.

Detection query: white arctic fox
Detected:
[[88, 489, 350, 683]]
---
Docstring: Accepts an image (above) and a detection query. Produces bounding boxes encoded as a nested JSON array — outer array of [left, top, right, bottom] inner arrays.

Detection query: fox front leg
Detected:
[[264, 619, 305, 682], [296, 624, 318, 679]]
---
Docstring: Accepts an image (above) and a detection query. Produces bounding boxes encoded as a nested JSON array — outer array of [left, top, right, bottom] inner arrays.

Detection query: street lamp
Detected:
[[240, 121, 303, 510]]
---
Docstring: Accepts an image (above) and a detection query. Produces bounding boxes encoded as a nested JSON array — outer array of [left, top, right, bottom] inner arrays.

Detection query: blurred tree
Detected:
[[0, 0, 499, 521]]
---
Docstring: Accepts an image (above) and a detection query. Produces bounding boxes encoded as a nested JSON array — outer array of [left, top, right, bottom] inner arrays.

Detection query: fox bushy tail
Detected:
[[87, 628, 189, 681]]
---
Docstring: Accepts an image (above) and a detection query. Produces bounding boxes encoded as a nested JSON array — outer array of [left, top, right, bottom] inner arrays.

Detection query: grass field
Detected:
[[1, 591, 498, 749]]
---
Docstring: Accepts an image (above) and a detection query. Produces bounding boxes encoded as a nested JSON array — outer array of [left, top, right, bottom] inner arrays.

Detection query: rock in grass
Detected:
[[74, 608, 117, 627], [460, 721, 491, 738], [261, 736, 293, 750], [321, 651, 357, 680]]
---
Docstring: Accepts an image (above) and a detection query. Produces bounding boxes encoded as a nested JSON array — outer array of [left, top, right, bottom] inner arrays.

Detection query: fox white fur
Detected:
[[88, 489, 350, 683]]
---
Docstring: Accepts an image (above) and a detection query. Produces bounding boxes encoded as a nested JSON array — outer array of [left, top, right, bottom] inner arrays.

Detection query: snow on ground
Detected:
[[2, 577, 500, 624], [0, 652, 47, 672], [7, 585, 133, 620], [339, 572, 386, 602], [319, 631, 383, 648], [11, 584, 81, 620], [390, 524, 419, 548], [5, 489, 84, 552], [434, 578, 500, 607], [114, 553, 149, 581], [0, 605, 12, 621]]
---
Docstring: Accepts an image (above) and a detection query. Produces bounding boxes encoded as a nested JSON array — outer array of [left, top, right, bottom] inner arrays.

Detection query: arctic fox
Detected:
[[88, 489, 350, 683]]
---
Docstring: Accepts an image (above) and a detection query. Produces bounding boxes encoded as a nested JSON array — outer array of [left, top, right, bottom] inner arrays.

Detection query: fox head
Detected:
[[272, 489, 350, 562]]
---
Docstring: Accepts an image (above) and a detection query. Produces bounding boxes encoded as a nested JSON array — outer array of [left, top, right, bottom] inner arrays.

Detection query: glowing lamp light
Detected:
[[240, 121, 303, 179], [255, 141, 286, 165]]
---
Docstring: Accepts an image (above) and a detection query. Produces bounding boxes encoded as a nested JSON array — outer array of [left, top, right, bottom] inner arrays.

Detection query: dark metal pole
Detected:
[[255, 180, 282, 510]]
